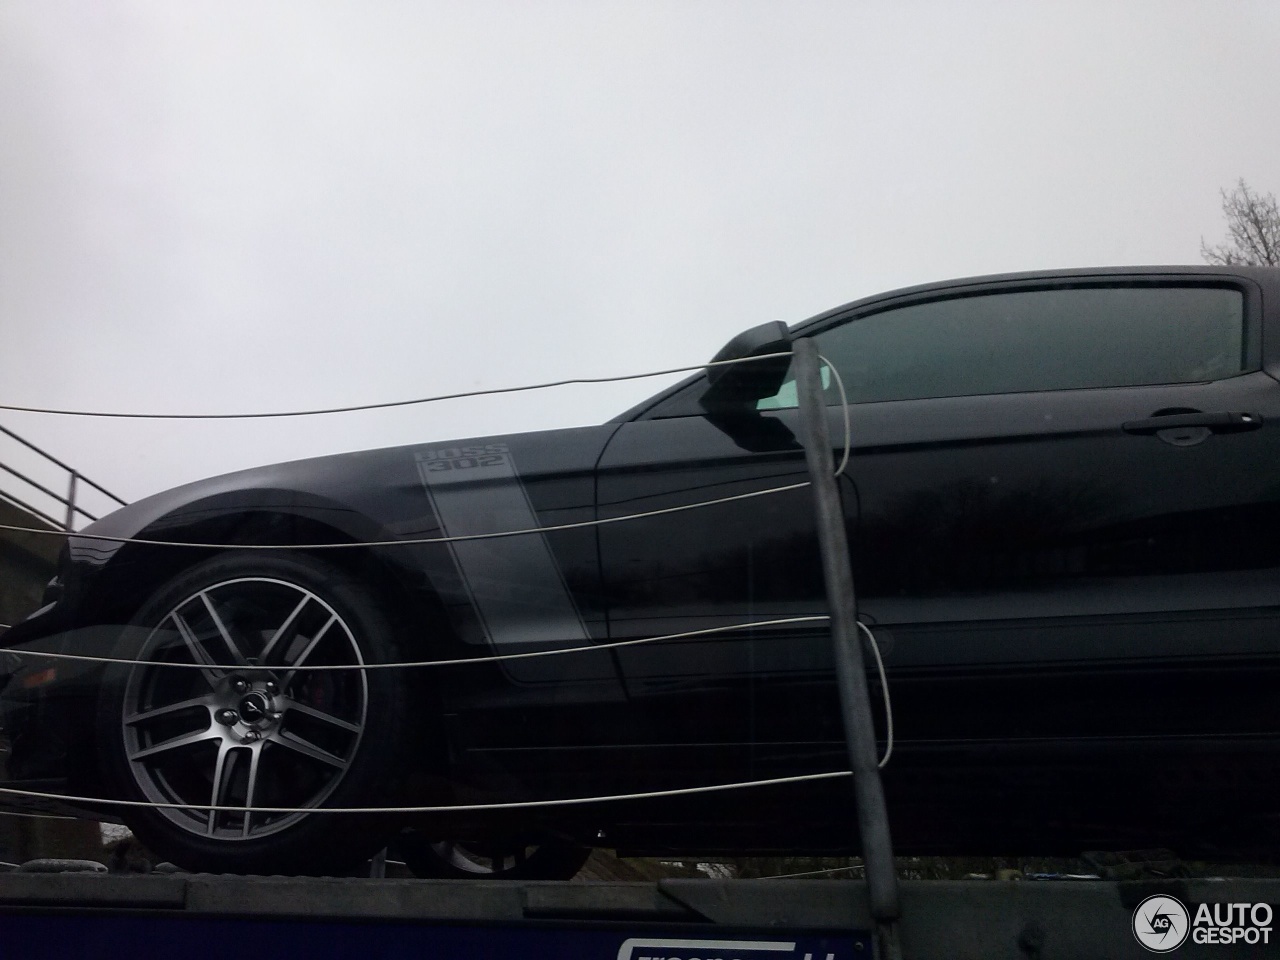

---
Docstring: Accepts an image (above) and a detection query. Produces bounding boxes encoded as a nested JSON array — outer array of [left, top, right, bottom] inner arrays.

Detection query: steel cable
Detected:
[[0, 616, 830, 671], [0, 347, 893, 817], [0, 622, 894, 816], [0, 769, 856, 816], [0, 481, 813, 549]]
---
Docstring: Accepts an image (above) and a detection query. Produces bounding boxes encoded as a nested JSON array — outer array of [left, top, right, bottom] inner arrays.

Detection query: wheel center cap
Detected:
[[238, 693, 270, 723]]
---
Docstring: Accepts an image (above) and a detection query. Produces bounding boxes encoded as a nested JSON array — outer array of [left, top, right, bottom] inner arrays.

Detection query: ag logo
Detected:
[[1133, 894, 1190, 953]]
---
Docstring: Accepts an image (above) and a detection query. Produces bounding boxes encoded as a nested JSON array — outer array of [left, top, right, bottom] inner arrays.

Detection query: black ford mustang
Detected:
[[3, 265, 1279, 877]]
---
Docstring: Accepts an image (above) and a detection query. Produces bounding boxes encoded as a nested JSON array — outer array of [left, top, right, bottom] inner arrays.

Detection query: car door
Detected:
[[594, 406, 833, 787], [598, 271, 1280, 828], [764, 274, 1280, 824]]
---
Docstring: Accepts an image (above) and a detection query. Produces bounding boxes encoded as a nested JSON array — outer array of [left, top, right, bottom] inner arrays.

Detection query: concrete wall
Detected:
[[0, 499, 103, 864], [0, 497, 60, 629]]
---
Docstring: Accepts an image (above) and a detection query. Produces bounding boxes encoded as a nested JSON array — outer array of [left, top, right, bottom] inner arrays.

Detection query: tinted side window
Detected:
[[758, 285, 1247, 409]]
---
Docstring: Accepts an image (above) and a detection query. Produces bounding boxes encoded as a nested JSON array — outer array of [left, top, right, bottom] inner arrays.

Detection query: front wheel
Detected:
[[96, 552, 414, 875]]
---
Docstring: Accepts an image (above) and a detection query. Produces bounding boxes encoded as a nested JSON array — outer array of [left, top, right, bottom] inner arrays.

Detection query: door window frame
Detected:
[[634, 273, 1264, 421]]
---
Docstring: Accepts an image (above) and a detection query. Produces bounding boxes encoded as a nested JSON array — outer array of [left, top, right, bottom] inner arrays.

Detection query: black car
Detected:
[[3, 265, 1279, 877]]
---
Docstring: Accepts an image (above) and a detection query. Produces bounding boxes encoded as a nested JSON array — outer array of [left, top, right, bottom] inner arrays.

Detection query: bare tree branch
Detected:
[[1201, 179, 1280, 267]]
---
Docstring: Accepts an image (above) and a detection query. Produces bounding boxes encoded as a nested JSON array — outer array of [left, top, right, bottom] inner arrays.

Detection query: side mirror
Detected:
[[699, 321, 793, 412]]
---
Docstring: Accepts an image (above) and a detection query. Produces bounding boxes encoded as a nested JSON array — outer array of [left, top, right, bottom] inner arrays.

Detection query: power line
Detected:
[[0, 352, 792, 420]]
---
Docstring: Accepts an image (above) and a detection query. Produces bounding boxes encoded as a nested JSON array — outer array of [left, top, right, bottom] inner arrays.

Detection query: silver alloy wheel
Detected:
[[428, 841, 541, 875], [121, 577, 368, 841]]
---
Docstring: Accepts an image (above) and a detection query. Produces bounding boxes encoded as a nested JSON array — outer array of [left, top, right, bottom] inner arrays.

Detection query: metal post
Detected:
[[64, 470, 78, 532], [792, 338, 902, 958]]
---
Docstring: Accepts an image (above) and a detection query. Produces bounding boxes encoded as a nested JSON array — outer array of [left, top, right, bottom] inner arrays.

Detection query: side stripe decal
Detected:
[[415, 445, 591, 649]]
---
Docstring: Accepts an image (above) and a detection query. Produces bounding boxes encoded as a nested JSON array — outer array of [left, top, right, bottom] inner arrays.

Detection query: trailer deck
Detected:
[[3, 867, 1278, 959]]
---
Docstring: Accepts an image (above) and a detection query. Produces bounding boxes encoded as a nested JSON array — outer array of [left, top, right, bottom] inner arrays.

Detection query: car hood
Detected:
[[3, 422, 622, 648], [82, 421, 622, 549]]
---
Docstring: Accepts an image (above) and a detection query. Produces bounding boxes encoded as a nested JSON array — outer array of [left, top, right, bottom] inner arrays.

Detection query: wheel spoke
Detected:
[[242, 744, 262, 837], [129, 728, 221, 762], [280, 614, 337, 690], [168, 612, 224, 687], [200, 591, 249, 665], [125, 694, 216, 727], [259, 594, 311, 665], [269, 729, 347, 769], [283, 699, 362, 733], [207, 742, 235, 835]]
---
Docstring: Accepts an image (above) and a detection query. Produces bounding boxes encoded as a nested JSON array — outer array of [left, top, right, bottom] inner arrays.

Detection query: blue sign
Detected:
[[0, 915, 871, 959]]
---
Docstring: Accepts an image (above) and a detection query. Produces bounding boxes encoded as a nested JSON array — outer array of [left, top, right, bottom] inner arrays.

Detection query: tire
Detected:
[[96, 552, 414, 875], [393, 830, 591, 880]]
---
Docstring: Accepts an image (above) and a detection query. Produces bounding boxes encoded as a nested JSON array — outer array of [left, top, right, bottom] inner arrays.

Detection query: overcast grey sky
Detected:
[[2, 1, 1278, 519]]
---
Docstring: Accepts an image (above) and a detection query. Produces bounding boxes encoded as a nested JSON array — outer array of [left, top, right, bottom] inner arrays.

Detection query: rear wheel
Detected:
[[394, 830, 591, 880], [97, 552, 413, 875]]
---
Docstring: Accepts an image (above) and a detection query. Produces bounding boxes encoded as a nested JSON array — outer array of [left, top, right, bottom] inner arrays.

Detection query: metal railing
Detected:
[[0, 423, 127, 531]]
